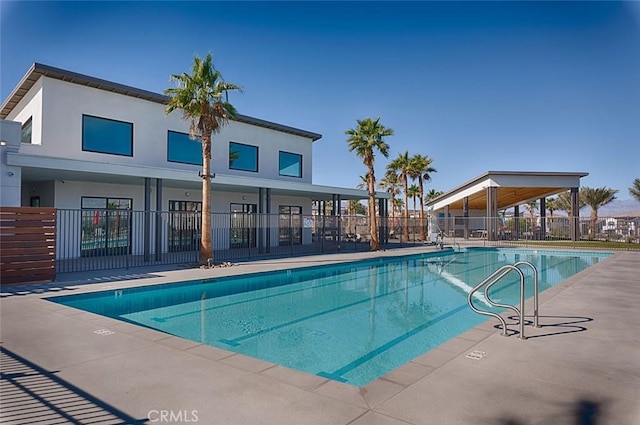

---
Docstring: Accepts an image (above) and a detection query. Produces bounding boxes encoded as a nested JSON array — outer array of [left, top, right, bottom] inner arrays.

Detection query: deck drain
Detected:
[[466, 350, 487, 360], [94, 329, 115, 336]]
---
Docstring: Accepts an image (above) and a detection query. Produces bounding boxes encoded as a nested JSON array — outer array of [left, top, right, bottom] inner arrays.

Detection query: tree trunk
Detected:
[[590, 209, 597, 238], [368, 170, 380, 251], [200, 134, 213, 264], [403, 178, 409, 241], [418, 177, 425, 240]]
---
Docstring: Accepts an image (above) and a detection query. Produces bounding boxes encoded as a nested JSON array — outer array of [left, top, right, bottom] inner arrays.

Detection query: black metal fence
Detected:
[[54, 210, 640, 274]]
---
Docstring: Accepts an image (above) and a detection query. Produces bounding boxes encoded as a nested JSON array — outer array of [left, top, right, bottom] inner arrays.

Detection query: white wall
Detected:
[[5, 79, 43, 146], [17, 77, 314, 183], [0, 120, 23, 206]]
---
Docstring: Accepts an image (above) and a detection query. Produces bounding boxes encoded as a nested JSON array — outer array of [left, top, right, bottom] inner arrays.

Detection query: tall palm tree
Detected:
[[165, 53, 242, 264], [346, 117, 393, 251], [581, 186, 618, 238], [630, 178, 640, 202], [409, 154, 436, 240], [387, 151, 412, 241]]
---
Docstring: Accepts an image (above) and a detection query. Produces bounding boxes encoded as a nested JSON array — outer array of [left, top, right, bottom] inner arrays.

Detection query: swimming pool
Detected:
[[48, 248, 611, 386]]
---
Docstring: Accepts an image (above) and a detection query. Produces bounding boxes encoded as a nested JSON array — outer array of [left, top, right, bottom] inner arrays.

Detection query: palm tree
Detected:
[[424, 189, 444, 203], [407, 184, 420, 219], [523, 201, 537, 236], [165, 53, 242, 264], [581, 186, 618, 238], [345, 117, 393, 250], [630, 178, 640, 202], [409, 154, 436, 240], [356, 174, 369, 190], [392, 198, 404, 219], [387, 151, 412, 241], [546, 197, 559, 219], [556, 190, 586, 218], [379, 170, 401, 232]]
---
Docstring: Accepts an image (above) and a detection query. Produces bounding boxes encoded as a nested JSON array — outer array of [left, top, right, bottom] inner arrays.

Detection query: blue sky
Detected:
[[2, 1, 639, 200]]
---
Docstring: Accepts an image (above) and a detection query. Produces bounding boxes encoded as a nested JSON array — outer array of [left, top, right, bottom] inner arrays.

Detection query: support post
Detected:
[[155, 178, 162, 261], [336, 194, 342, 248], [539, 197, 546, 241], [258, 188, 264, 254], [266, 188, 272, 253], [463, 196, 469, 240], [570, 187, 579, 241], [144, 178, 151, 262], [486, 187, 498, 241], [514, 205, 520, 240], [444, 205, 450, 238]]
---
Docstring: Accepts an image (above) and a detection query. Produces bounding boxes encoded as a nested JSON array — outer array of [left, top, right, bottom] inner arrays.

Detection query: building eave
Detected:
[[1, 63, 322, 141]]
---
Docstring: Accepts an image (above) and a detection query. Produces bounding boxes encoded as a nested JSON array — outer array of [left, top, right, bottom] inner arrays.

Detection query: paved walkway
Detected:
[[1, 248, 638, 425]]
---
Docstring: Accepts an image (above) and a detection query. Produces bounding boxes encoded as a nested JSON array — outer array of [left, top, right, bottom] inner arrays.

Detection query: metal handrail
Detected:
[[513, 261, 539, 328], [467, 261, 539, 339]]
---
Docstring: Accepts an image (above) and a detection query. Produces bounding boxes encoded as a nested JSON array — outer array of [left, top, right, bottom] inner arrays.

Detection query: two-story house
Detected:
[[0, 63, 385, 263]]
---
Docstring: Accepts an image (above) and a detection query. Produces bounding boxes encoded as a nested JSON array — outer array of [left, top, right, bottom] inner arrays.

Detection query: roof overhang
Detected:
[[7, 152, 384, 201], [426, 171, 588, 211], [0, 63, 322, 141]]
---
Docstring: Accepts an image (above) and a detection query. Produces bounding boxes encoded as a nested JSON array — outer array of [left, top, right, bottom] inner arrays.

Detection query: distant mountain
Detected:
[[582, 199, 640, 217]]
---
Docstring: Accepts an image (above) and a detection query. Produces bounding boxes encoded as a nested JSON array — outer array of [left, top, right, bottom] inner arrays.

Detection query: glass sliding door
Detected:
[[169, 201, 202, 252], [279, 206, 302, 245], [81, 197, 132, 257], [230, 203, 257, 248]]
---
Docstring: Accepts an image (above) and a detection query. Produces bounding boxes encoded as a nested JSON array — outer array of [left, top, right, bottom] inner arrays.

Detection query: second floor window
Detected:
[[167, 131, 202, 165], [229, 142, 258, 172], [21, 117, 32, 144], [279, 151, 302, 178], [82, 114, 133, 156]]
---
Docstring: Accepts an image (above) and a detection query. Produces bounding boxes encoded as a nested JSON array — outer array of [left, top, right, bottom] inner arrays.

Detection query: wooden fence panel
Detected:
[[1, 207, 56, 284]]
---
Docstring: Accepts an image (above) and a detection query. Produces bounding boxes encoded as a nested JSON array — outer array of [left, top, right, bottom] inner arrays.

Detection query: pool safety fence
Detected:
[[14, 209, 640, 276]]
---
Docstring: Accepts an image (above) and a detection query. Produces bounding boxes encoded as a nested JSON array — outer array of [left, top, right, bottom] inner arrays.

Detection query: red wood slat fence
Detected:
[[1, 207, 56, 284]]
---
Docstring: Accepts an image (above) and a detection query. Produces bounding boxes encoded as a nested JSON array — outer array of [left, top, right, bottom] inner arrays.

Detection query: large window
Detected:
[[21, 117, 32, 144], [80, 197, 132, 257], [279, 151, 302, 178], [167, 131, 202, 165], [82, 114, 133, 156], [279, 205, 302, 245], [229, 142, 258, 172]]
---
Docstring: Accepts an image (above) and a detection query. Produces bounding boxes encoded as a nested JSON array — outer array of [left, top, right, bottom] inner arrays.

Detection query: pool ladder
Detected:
[[467, 261, 539, 340]]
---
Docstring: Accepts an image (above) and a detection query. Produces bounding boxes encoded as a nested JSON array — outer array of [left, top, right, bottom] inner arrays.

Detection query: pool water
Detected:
[[48, 248, 611, 386]]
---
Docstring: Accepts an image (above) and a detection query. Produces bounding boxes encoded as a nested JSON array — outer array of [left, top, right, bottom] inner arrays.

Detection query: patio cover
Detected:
[[426, 171, 588, 212]]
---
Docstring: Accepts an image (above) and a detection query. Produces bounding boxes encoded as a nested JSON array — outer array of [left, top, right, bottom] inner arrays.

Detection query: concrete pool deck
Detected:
[[1, 247, 639, 424]]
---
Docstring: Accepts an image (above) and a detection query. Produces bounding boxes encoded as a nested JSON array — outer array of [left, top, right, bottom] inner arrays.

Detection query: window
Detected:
[[279, 151, 302, 178], [80, 197, 132, 257], [279, 205, 302, 245], [229, 142, 258, 172], [167, 131, 202, 165], [21, 117, 32, 144], [82, 115, 133, 156]]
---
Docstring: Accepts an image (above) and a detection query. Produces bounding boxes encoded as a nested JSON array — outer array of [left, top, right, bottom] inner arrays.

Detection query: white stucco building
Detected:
[[0, 63, 385, 261]]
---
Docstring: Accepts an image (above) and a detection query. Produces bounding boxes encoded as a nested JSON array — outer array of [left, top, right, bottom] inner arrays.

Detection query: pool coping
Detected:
[[2, 245, 638, 424]]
